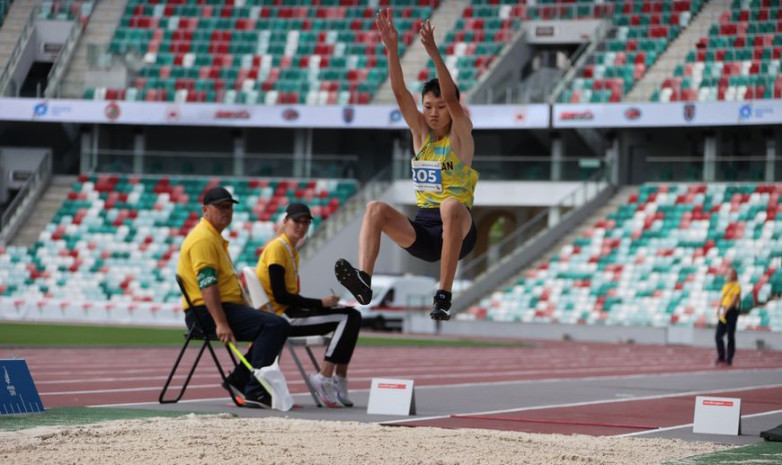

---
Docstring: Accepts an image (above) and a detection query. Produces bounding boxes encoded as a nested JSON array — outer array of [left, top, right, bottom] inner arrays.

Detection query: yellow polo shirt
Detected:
[[177, 218, 243, 309], [256, 233, 299, 315], [721, 282, 741, 309]]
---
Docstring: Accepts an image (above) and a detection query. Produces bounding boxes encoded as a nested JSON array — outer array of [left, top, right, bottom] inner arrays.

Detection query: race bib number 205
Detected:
[[411, 160, 443, 192]]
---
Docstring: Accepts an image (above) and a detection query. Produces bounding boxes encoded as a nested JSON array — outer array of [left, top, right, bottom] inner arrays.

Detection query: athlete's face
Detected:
[[422, 92, 451, 133]]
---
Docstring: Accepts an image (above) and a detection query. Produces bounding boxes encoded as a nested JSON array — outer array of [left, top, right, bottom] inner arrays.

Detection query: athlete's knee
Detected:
[[365, 200, 391, 222], [440, 198, 468, 226], [440, 198, 465, 216]]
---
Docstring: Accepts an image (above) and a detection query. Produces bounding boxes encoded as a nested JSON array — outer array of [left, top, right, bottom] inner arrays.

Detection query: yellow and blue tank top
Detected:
[[412, 132, 478, 209]]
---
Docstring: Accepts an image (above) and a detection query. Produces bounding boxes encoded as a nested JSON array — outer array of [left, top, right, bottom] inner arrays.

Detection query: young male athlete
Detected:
[[335, 10, 478, 321]]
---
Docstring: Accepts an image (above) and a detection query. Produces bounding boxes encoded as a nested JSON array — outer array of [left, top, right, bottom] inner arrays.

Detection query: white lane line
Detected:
[[40, 370, 782, 401], [34, 366, 782, 389], [382, 383, 782, 425]]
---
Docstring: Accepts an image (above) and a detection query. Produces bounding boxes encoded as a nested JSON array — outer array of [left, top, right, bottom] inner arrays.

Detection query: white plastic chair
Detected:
[[241, 266, 332, 407]]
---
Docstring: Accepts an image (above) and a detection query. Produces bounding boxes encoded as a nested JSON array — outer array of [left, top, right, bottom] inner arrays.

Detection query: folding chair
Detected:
[[241, 266, 332, 407], [159, 275, 242, 406]]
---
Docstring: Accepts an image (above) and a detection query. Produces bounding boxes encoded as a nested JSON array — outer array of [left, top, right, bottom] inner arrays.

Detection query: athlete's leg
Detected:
[[359, 200, 416, 275], [337, 201, 416, 305], [437, 197, 472, 292]]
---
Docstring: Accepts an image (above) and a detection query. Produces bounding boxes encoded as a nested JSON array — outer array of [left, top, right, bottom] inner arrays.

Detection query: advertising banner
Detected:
[[0, 98, 550, 129], [553, 101, 782, 128]]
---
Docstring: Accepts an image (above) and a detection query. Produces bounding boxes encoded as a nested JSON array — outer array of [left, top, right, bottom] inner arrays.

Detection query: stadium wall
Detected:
[[406, 315, 782, 351]]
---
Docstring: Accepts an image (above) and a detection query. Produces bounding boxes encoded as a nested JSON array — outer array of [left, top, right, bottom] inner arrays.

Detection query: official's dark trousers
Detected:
[[185, 303, 290, 395], [715, 309, 739, 363], [284, 306, 362, 365]]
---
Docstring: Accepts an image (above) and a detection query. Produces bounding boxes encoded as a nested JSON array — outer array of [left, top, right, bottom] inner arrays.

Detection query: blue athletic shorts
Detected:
[[404, 207, 477, 263]]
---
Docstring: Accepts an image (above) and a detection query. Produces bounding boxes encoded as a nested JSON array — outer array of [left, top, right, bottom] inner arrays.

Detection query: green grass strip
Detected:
[[0, 323, 186, 346], [663, 442, 782, 465], [0, 407, 213, 432], [0, 323, 526, 348]]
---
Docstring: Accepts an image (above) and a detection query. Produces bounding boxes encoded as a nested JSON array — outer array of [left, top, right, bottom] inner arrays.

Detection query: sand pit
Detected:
[[0, 414, 732, 465]]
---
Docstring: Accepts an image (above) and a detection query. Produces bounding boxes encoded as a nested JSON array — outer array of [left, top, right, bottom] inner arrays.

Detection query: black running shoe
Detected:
[[335, 258, 373, 305], [243, 388, 272, 409], [430, 290, 452, 321], [221, 369, 248, 403]]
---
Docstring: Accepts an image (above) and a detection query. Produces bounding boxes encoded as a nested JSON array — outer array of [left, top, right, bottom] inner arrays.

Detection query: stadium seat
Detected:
[[89, 1, 433, 104], [655, 0, 782, 101], [0, 175, 356, 315], [240, 266, 331, 408], [465, 183, 782, 332], [556, 0, 705, 102]]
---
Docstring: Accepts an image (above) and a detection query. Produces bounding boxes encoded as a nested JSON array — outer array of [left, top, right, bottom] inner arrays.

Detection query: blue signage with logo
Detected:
[[1, 360, 44, 415]]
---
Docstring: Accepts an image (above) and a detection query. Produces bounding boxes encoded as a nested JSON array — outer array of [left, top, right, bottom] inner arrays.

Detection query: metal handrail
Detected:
[[300, 164, 391, 259], [0, 151, 52, 239], [548, 19, 613, 104], [45, 15, 88, 98], [0, 4, 41, 96]]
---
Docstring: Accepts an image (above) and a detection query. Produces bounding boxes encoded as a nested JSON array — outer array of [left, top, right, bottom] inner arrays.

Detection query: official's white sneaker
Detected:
[[309, 373, 340, 408], [333, 375, 354, 408]]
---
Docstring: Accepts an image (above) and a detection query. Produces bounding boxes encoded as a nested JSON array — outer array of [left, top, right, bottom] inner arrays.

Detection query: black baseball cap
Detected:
[[202, 186, 239, 206], [285, 202, 313, 220]]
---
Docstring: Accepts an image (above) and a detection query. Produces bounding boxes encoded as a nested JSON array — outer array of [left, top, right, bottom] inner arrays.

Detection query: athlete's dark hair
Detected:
[[421, 78, 460, 102]]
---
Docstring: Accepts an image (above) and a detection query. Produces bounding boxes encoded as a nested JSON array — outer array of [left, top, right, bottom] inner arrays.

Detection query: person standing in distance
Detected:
[[715, 268, 741, 367], [335, 10, 478, 321]]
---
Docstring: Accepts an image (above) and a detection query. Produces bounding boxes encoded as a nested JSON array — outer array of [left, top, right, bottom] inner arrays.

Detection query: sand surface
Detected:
[[0, 414, 733, 465]]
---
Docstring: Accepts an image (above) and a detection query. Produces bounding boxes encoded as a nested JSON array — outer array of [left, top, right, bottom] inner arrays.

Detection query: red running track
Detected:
[[400, 386, 782, 435], [4, 340, 782, 435]]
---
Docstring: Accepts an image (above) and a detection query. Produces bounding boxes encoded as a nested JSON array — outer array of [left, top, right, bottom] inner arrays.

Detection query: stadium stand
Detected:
[[654, 0, 782, 102], [556, 0, 705, 103], [37, 0, 93, 22], [86, 1, 437, 104], [413, 0, 614, 95], [0, 175, 356, 309], [465, 183, 782, 332]]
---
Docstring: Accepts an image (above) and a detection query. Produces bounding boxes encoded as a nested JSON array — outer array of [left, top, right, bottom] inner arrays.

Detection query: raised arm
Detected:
[[419, 20, 474, 165], [377, 8, 427, 142]]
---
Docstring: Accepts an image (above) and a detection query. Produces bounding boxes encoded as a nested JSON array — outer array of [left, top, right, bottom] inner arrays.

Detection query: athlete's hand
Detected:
[[376, 8, 398, 51], [419, 19, 438, 57]]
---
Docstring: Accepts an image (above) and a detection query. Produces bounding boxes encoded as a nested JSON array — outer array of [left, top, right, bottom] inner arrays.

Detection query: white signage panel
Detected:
[[692, 396, 742, 436], [366, 378, 416, 416], [0, 98, 549, 129], [553, 101, 782, 128]]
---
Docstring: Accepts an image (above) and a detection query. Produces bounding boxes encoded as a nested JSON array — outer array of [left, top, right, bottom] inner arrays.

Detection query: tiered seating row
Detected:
[[87, 1, 436, 104], [0, 175, 356, 305], [414, 2, 522, 95], [557, 0, 704, 103], [655, 0, 782, 101], [465, 184, 782, 332], [38, 0, 92, 22], [465, 2, 614, 21]]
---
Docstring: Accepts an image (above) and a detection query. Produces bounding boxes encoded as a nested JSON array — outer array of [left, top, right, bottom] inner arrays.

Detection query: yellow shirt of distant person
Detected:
[[720, 282, 741, 309]]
